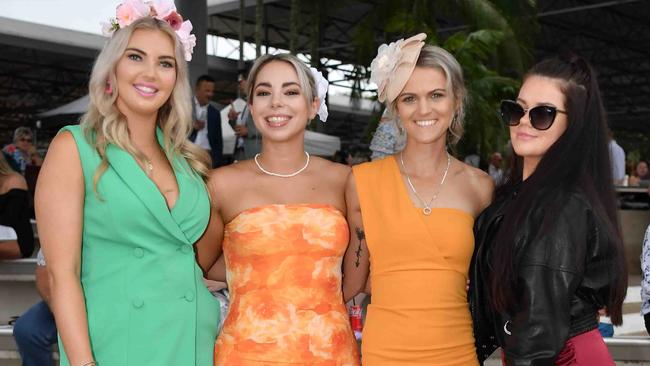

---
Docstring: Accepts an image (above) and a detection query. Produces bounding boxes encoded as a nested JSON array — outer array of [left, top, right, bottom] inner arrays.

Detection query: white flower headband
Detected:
[[101, 0, 196, 62], [309, 67, 329, 122]]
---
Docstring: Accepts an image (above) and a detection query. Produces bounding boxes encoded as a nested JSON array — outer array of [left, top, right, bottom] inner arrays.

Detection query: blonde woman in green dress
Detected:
[[35, 3, 220, 366]]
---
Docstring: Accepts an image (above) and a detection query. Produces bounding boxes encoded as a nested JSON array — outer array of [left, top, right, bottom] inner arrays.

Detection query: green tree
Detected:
[[352, 0, 538, 158], [443, 30, 519, 158]]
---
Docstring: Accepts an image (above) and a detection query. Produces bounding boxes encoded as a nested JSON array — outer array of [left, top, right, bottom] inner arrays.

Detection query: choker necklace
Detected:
[[254, 152, 310, 178], [399, 151, 451, 215]]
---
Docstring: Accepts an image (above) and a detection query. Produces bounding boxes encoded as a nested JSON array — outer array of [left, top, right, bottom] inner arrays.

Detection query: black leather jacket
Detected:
[[470, 186, 615, 365]]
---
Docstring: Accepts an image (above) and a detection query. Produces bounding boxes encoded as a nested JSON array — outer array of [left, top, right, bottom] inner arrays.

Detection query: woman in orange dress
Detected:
[[342, 34, 493, 365], [202, 54, 359, 365]]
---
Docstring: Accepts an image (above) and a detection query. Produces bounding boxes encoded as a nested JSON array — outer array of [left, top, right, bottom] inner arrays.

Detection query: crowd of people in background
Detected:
[[3, 66, 650, 365], [0, 128, 36, 260]]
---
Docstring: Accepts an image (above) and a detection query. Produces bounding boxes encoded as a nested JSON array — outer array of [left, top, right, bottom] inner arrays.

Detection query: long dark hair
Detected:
[[489, 54, 627, 325]]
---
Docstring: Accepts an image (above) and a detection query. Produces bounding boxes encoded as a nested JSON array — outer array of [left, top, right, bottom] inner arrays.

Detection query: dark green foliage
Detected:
[[352, 0, 539, 158]]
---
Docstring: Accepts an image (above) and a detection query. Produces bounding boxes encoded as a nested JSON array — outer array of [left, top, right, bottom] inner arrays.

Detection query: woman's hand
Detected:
[[203, 278, 227, 292]]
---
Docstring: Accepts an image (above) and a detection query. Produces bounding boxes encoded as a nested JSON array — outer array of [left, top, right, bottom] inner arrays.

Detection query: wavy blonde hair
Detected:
[[81, 17, 210, 194], [0, 153, 14, 177]]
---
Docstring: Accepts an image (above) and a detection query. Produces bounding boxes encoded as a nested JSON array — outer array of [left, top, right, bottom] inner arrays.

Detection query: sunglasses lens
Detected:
[[500, 101, 524, 126], [529, 106, 556, 130]]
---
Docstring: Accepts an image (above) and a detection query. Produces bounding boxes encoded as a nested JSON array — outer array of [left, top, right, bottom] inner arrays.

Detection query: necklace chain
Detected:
[[399, 151, 451, 215], [140, 144, 164, 177], [143, 158, 154, 176], [254, 152, 310, 178]]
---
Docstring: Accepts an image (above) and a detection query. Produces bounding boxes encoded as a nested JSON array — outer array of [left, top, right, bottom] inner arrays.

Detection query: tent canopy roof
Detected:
[[1, 0, 649, 138]]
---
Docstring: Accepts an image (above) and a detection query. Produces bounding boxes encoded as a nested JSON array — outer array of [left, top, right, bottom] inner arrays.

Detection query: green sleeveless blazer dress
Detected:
[[57, 125, 220, 366]]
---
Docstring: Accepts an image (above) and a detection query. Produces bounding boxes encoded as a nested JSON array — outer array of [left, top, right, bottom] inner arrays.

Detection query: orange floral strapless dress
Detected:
[[214, 204, 360, 366]]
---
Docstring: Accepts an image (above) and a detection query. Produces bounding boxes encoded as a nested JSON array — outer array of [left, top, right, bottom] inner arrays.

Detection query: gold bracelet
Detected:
[[80, 361, 97, 366]]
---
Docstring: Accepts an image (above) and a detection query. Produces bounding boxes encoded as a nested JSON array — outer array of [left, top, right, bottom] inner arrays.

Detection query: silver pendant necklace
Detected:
[[254, 152, 310, 178], [143, 157, 154, 176], [399, 151, 451, 215]]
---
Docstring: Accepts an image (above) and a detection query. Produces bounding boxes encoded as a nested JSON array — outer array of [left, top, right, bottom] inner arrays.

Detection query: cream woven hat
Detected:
[[369, 33, 427, 104]]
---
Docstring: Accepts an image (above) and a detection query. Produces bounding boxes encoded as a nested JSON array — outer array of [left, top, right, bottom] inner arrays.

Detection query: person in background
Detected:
[[13, 249, 58, 366], [463, 149, 480, 168], [3, 127, 42, 175], [0, 152, 33, 259], [369, 109, 406, 160], [487, 152, 504, 185], [190, 74, 224, 167], [636, 185, 650, 330], [608, 130, 625, 185], [227, 71, 260, 161], [597, 308, 614, 338], [629, 160, 650, 187]]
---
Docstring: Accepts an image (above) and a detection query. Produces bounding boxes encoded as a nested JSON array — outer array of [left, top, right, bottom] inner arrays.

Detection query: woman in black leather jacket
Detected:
[[470, 55, 627, 365]]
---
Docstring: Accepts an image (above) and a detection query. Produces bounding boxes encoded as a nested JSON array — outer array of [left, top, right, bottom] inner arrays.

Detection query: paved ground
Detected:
[[613, 282, 646, 337]]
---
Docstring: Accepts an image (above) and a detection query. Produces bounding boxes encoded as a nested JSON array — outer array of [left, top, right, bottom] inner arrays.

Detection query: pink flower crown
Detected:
[[101, 0, 196, 62]]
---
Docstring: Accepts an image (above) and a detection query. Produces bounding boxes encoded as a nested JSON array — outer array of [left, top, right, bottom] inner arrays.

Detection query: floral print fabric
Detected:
[[369, 121, 405, 161], [215, 204, 360, 366]]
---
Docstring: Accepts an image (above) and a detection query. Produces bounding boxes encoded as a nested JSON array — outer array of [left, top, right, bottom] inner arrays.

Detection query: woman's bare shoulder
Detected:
[[207, 161, 255, 191], [1, 173, 27, 191], [455, 160, 494, 209], [39, 131, 81, 174], [311, 157, 351, 184]]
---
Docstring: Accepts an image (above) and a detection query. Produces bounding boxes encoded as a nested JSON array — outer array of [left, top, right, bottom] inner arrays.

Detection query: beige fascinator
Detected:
[[369, 33, 427, 104]]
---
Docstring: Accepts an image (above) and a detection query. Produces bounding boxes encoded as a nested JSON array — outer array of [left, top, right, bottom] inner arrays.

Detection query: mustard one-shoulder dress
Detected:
[[353, 156, 479, 366], [215, 203, 360, 365]]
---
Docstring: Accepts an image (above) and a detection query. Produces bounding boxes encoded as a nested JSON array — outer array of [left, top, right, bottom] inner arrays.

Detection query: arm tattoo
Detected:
[[354, 227, 365, 268]]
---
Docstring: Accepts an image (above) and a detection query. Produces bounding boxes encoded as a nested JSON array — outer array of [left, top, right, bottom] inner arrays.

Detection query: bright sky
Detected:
[[0, 0, 235, 33], [0, 0, 264, 60], [1, 0, 116, 34], [0, 0, 364, 96]]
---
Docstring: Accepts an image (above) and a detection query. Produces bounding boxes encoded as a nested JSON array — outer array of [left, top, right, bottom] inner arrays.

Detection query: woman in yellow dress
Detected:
[[342, 33, 494, 365], [202, 54, 359, 365]]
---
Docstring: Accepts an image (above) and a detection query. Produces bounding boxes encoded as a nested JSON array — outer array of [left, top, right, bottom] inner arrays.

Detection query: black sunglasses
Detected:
[[500, 100, 567, 131]]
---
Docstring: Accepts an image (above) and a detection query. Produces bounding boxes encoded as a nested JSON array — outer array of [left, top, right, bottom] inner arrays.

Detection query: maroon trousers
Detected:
[[555, 329, 615, 366], [502, 329, 615, 365]]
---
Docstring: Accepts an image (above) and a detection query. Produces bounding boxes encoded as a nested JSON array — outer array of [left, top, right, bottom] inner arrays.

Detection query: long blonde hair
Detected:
[[81, 17, 210, 194], [0, 153, 14, 177]]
